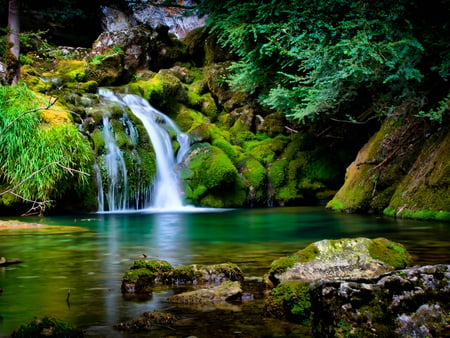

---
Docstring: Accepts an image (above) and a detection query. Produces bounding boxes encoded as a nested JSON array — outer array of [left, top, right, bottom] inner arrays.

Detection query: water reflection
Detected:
[[151, 213, 189, 265], [0, 207, 449, 336]]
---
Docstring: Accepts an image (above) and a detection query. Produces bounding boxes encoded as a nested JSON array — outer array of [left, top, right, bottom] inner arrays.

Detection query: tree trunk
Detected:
[[7, 0, 20, 85]]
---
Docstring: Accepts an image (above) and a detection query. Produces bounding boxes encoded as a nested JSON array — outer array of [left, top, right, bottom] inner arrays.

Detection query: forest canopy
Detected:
[[198, 0, 450, 122]]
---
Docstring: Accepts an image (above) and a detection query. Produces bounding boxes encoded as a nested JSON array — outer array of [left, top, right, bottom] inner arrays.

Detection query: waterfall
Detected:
[[101, 116, 129, 211], [97, 89, 189, 212]]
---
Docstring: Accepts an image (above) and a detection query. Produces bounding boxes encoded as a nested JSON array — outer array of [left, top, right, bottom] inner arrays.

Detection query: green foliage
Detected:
[[199, 0, 450, 121], [415, 91, 449, 123], [0, 84, 92, 210]]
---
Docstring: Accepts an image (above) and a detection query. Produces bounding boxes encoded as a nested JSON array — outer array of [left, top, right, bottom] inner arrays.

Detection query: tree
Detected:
[[198, 0, 450, 123], [7, 0, 20, 84]]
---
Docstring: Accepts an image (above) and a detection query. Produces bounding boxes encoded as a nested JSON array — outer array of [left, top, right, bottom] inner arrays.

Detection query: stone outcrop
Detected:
[[101, 2, 205, 39], [263, 239, 449, 336], [328, 114, 450, 221], [311, 264, 450, 337]]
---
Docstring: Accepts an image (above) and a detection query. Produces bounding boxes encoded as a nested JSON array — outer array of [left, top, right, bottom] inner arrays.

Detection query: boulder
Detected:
[[311, 264, 450, 337], [265, 237, 411, 287], [91, 25, 187, 77]]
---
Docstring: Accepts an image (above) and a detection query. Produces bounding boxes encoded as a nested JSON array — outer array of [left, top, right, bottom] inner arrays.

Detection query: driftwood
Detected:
[[0, 257, 23, 266]]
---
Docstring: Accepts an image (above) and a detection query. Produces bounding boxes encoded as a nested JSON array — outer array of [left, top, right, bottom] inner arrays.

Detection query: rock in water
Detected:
[[265, 237, 411, 286]]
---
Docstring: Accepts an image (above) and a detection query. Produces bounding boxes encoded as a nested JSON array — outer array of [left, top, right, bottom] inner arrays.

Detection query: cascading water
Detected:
[[97, 89, 190, 211], [101, 115, 129, 211]]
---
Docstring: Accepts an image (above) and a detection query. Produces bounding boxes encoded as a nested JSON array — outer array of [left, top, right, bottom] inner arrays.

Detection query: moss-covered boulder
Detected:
[[122, 259, 174, 294], [127, 69, 188, 114], [265, 237, 411, 287], [181, 142, 246, 207], [328, 114, 450, 221], [121, 260, 244, 294]]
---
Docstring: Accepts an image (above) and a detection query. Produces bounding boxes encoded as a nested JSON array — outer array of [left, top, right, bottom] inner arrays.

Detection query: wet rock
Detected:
[[114, 311, 177, 332], [91, 24, 187, 77], [311, 264, 450, 337], [121, 260, 244, 294], [265, 237, 411, 287], [166, 280, 242, 304]]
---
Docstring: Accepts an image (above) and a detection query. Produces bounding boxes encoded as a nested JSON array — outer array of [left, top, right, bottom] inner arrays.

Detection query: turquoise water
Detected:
[[0, 207, 449, 336]]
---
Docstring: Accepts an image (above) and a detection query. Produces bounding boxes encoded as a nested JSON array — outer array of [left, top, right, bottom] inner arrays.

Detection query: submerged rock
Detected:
[[265, 237, 411, 287], [166, 280, 242, 304], [114, 311, 177, 332]]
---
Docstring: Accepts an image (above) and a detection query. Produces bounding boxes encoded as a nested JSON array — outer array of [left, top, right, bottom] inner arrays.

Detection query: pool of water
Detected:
[[1, 207, 449, 336]]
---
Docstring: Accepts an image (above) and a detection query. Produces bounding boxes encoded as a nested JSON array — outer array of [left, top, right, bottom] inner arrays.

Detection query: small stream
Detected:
[[1, 207, 449, 336]]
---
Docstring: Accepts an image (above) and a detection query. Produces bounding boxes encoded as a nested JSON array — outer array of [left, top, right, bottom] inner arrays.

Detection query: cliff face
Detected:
[[327, 113, 450, 221]]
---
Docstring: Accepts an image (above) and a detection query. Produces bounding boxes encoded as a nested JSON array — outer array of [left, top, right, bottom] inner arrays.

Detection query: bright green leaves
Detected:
[[0, 85, 92, 211]]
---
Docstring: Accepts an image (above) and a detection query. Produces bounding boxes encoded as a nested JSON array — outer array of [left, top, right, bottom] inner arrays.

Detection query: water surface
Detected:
[[1, 207, 449, 336]]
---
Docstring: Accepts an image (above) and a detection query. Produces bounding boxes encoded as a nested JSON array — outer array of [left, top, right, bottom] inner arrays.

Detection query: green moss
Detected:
[[368, 238, 411, 269], [91, 128, 105, 155], [124, 259, 174, 284], [385, 207, 450, 221], [269, 256, 298, 276], [12, 317, 82, 338], [174, 105, 207, 133], [200, 93, 218, 120], [212, 138, 237, 163], [326, 199, 345, 211], [131, 259, 173, 272], [264, 281, 312, 322], [246, 137, 288, 165], [186, 144, 237, 190], [241, 158, 266, 189], [129, 70, 188, 114], [56, 59, 86, 82], [269, 159, 288, 188], [172, 265, 203, 282], [79, 80, 98, 93], [269, 243, 320, 277], [295, 243, 321, 262]]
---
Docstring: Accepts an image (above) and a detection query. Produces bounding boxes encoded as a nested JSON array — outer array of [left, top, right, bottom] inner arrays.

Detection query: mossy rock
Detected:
[[128, 70, 188, 114], [266, 237, 411, 286], [12, 317, 83, 338], [56, 59, 87, 82], [244, 136, 288, 165], [269, 159, 289, 188], [121, 259, 174, 293], [263, 281, 312, 323], [259, 111, 287, 137], [182, 143, 248, 207], [184, 143, 237, 190], [368, 237, 412, 269], [174, 104, 208, 133]]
